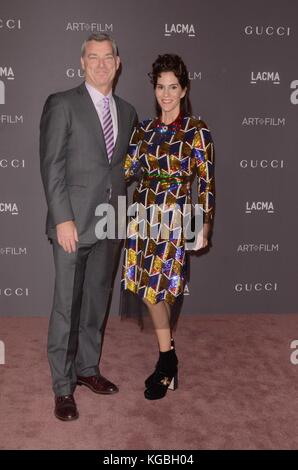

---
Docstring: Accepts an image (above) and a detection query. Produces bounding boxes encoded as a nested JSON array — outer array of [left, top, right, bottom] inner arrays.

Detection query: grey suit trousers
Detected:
[[48, 238, 121, 396]]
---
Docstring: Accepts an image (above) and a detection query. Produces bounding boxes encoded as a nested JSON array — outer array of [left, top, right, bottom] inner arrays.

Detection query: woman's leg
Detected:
[[142, 298, 178, 399], [143, 299, 171, 352], [164, 301, 171, 322]]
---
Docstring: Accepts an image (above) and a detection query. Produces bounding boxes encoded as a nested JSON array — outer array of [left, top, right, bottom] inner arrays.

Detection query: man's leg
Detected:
[[48, 241, 92, 396], [75, 238, 121, 377]]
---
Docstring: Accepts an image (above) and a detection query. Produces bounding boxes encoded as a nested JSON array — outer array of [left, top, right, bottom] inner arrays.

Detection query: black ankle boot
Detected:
[[144, 348, 178, 400], [145, 339, 175, 389]]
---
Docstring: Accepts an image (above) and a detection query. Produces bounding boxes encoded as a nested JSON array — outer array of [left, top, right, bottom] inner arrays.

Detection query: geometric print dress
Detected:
[[121, 114, 215, 306]]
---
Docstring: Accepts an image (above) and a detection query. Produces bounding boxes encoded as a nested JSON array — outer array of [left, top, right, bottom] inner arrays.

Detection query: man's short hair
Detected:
[[81, 33, 118, 57]]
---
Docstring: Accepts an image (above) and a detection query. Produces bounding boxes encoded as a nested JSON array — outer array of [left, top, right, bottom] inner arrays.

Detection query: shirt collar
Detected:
[[85, 81, 113, 105]]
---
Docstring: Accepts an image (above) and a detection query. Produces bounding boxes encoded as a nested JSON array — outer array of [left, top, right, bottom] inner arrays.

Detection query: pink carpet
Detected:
[[0, 314, 298, 450]]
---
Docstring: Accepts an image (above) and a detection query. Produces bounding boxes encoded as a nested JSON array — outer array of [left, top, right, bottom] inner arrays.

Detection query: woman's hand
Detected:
[[192, 223, 210, 251]]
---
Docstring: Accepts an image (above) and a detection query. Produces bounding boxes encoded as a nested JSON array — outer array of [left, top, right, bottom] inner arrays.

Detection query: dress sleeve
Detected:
[[124, 123, 142, 181], [191, 121, 215, 223]]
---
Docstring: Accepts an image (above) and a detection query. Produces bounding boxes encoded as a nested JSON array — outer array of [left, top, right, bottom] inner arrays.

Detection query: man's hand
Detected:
[[56, 220, 78, 253]]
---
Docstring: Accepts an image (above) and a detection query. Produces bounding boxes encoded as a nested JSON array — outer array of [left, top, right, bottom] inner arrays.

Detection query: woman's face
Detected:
[[155, 71, 186, 116]]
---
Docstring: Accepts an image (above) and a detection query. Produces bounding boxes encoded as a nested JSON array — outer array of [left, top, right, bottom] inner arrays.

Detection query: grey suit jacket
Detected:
[[40, 82, 137, 243]]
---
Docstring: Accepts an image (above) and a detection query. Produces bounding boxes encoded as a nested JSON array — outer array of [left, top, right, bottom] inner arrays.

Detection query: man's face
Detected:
[[81, 40, 120, 93]]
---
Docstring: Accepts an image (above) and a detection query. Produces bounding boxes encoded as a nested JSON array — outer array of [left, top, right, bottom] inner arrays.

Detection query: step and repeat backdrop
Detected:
[[0, 0, 297, 316]]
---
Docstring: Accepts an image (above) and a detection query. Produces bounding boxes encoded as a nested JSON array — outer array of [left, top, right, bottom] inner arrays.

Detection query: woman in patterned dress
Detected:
[[121, 54, 215, 400]]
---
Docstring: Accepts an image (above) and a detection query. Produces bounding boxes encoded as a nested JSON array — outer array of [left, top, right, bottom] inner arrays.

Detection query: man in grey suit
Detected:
[[40, 33, 137, 421]]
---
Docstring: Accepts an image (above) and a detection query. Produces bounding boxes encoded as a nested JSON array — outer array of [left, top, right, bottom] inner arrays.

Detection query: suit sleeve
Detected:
[[191, 121, 215, 223], [123, 122, 142, 181], [39, 94, 74, 226]]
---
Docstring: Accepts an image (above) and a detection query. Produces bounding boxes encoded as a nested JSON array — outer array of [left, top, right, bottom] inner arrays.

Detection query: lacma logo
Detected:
[[0, 202, 19, 215], [0, 67, 15, 80], [184, 284, 190, 296], [245, 201, 274, 214], [251, 72, 280, 85], [0, 67, 15, 105], [165, 24, 196, 37]]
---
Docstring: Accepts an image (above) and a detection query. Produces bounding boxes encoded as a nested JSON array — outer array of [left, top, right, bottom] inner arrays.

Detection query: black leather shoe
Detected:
[[144, 349, 178, 400], [54, 394, 79, 421], [77, 374, 119, 394], [144, 372, 178, 400], [145, 339, 175, 388]]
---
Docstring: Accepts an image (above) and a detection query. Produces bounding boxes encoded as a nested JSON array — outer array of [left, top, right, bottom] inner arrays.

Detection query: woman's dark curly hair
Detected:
[[148, 54, 191, 116]]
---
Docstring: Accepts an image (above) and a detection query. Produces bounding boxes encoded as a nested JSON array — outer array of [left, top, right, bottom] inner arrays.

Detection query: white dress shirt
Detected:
[[85, 81, 118, 145]]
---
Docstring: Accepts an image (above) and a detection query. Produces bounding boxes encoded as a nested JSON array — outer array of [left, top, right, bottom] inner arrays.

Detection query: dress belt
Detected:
[[142, 173, 190, 185]]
